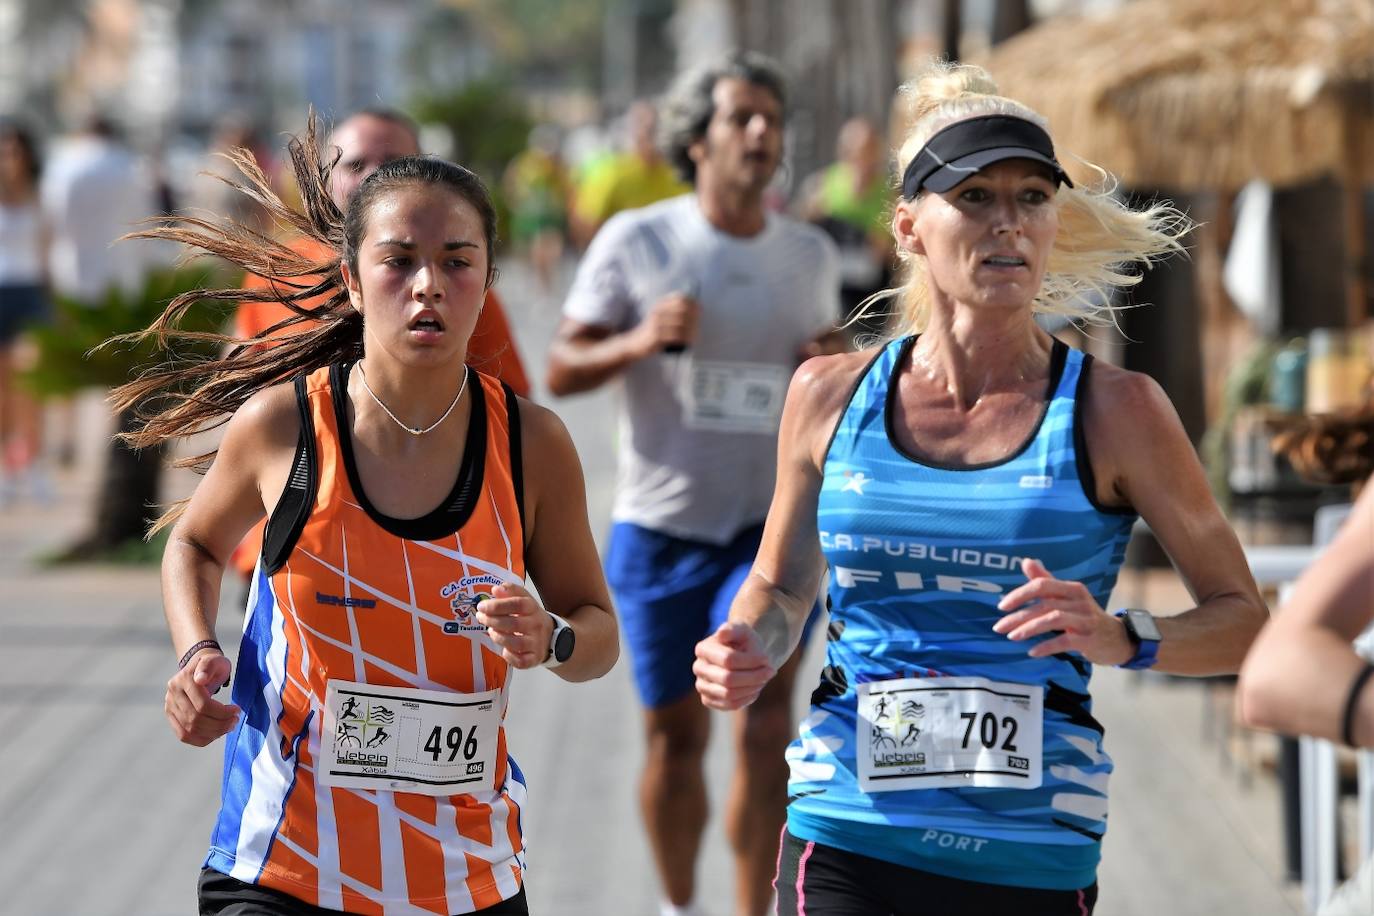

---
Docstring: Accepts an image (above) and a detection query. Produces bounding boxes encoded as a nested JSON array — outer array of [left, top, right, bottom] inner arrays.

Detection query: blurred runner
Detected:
[[795, 115, 894, 335], [0, 119, 53, 505], [503, 124, 570, 293], [191, 113, 276, 236], [569, 100, 687, 249], [547, 52, 842, 916], [41, 113, 160, 466]]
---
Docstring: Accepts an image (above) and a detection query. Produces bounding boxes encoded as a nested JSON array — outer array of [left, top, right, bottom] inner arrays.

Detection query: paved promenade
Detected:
[[0, 261, 1302, 915]]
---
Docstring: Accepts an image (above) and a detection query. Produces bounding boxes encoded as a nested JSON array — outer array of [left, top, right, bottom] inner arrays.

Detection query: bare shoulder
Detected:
[[224, 381, 302, 458], [1080, 360, 1195, 507], [510, 396, 584, 529], [511, 396, 577, 461], [790, 348, 880, 421], [176, 381, 302, 540], [787, 347, 883, 466], [513, 395, 582, 483], [1080, 359, 1180, 444]]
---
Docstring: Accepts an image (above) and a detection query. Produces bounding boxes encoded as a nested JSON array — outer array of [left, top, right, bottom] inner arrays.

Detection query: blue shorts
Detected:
[[607, 521, 817, 708]]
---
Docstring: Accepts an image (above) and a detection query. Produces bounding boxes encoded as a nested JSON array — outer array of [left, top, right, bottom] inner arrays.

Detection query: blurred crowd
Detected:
[[0, 98, 904, 513], [0, 112, 167, 505]]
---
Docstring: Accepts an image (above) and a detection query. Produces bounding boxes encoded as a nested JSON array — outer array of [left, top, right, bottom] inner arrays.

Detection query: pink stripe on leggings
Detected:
[[795, 839, 816, 914], [1077, 888, 1089, 916], [773, 826, 787, 898]]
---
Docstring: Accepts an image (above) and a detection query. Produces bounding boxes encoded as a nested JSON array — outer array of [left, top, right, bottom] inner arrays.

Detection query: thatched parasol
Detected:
[[980, 0, 1373, 324], [980, 0, 1374, 191]]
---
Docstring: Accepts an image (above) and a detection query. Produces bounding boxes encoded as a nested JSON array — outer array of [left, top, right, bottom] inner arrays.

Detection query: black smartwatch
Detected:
[[542, 613, 576, 669], [1114, 608, 1162, 670]]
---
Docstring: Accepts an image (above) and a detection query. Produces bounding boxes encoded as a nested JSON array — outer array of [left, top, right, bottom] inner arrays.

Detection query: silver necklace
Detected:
[[357, 363, 468, 436]]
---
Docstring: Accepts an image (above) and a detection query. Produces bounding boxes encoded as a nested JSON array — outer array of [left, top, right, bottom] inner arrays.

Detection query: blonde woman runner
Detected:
[[693, 62, 1266, 915]]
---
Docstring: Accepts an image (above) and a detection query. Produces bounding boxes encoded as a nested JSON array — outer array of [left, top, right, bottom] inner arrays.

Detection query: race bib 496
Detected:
[[320, 680, 501, 797]]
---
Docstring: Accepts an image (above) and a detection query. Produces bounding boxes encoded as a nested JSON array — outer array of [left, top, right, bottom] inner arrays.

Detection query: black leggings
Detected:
[[198, 868, 529, 916], [774, 830, 1097, 916]]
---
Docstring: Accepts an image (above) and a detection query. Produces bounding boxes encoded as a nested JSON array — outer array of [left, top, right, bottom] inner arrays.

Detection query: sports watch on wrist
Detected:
[[1114, 608, 1162, 670], [541, 612, 576, 669]]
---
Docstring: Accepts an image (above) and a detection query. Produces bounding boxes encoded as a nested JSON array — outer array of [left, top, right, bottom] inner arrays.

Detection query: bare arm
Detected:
[[997, 366, 1267, 674], [545, 295, 698, 396], [161, 385, 298, 744], [1105, 370, 1267, 673], [694, 352, 870, 709], [1239, 486, 1374, 745], [544, 318, 653, 396], [477, 399, 618, 681]]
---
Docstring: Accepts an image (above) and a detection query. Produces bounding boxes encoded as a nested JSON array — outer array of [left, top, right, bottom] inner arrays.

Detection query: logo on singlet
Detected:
[[841, 470, 871, 496], [316, 592, 377, 609], [440, 576, 502, 634]]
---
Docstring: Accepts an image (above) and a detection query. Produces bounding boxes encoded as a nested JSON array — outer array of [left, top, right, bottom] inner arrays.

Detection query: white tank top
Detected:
[[0, 201, 44, 285]]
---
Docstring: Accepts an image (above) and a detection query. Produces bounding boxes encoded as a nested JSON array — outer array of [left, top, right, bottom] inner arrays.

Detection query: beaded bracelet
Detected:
[[178, 638, 223, 671], [1340, 661, 1374, 748]]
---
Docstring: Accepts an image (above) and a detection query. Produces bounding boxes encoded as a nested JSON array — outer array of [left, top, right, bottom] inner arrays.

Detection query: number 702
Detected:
[[959, 712, 1019, 752]]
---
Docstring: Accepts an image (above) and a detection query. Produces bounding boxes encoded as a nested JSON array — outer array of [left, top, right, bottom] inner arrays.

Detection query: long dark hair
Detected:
[[110, 115, 498, 532]]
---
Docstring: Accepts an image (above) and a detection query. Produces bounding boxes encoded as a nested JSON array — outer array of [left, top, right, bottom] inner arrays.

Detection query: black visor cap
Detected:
[[902, 115, 1072, 198]]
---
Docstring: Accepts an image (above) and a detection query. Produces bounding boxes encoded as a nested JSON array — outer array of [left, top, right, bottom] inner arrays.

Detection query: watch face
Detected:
[[553, 625, 576, 663], [1127, 610, 1162, 643]]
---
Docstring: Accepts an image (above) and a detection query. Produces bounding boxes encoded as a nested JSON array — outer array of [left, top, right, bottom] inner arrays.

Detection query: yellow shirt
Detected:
[[573, 154, 687, 227]]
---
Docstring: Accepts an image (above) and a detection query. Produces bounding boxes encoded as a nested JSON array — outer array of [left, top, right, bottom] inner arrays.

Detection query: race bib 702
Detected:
[[857, 675, 1043, 792]]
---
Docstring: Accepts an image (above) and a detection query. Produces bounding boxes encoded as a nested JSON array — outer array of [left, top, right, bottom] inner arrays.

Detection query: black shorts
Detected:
[[774, 829, 1097, 916], [198, 868, 529, 916]]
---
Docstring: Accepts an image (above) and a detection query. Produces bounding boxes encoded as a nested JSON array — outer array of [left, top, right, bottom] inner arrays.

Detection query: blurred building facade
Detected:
[[0, 0, 490, 142]]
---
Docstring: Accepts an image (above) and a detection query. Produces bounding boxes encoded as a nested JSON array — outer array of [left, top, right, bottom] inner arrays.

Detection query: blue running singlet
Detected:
[[786, 336, 1137, 891]]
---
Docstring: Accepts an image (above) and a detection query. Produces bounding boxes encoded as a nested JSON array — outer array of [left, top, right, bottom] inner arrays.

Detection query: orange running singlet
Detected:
[[206, 362, 528, 915]]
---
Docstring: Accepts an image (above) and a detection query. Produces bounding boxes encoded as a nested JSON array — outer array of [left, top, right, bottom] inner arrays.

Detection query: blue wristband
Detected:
[[1114, 609, 1161, 670]]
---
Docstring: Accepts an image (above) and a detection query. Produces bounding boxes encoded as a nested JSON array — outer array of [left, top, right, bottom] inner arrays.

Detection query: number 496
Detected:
[[424, 725, 478, 762], [959, 712, 1018, 751]]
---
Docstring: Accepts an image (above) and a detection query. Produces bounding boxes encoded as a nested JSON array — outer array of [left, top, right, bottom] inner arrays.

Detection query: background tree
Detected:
[[24, 266, 233, 560]]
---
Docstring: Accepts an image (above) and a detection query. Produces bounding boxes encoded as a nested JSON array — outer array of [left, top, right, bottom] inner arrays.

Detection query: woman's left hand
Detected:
[[993, 558, 1134, 666], [476, 583, 554, 669]]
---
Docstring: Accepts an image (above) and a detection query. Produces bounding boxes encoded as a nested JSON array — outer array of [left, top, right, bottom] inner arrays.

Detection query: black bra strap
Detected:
[[263, 375, 318, 575]]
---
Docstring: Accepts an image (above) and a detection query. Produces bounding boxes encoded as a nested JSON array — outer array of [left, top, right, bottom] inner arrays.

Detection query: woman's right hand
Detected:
[[694, 622, 777, 711], [165, 651, 240, 747]]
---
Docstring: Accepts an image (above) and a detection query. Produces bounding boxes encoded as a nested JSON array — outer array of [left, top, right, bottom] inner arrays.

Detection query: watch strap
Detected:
[[1114, 609, 1160, 670], [541, 612, 572, 669]]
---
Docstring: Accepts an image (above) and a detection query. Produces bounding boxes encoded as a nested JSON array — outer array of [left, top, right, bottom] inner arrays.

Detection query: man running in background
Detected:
[[547, 53, 842, 916]]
